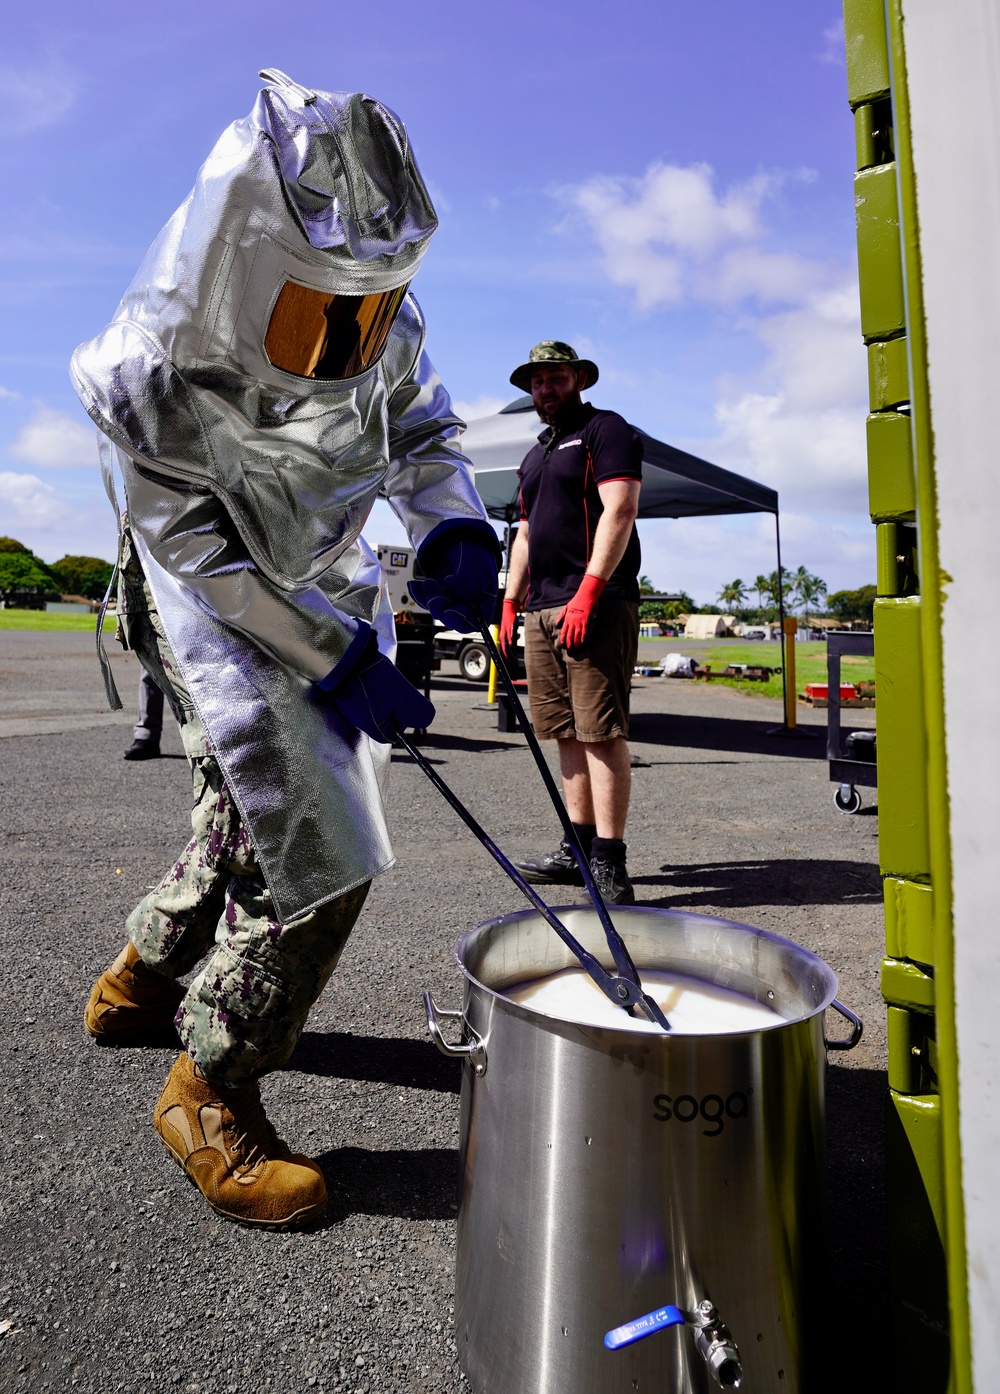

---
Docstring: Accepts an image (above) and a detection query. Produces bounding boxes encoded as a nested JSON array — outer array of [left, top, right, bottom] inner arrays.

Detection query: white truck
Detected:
[[375, 542, 523, 682]]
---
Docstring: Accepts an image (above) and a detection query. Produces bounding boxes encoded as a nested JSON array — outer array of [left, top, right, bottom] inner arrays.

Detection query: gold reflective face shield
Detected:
[[264, 280, 410, 380]]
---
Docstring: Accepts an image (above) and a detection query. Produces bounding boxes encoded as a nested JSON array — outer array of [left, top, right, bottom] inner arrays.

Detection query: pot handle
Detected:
[[825, 999, 863, 1051], [423, 990, 487, 1076]]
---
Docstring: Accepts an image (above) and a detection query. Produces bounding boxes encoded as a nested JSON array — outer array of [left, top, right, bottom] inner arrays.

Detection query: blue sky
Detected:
[[0, 0, 871, 603]]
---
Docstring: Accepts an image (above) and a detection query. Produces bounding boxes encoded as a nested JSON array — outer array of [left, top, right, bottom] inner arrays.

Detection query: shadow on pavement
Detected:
[[315, 1145, 459, 1223], [634, 858, 882, 908], [824, 1063, 889, 1388], [289, 1030, 461, 1093], [391, 734, 515, 760], [431, 677, 485, 693], [630, 710, 827, 760], [121, 751, 188, 761], [419, 731, 515, 754]]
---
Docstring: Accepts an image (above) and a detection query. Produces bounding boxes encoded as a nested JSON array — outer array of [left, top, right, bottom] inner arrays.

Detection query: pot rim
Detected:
[[453, 904, 840, 1038]]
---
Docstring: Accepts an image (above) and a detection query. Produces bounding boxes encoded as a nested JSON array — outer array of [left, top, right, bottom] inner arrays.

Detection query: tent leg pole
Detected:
[[776, 512, 788, 728], [766, 511, 814, 739]]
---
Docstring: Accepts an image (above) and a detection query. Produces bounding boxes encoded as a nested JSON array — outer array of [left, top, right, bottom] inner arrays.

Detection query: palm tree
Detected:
[[796, 572, 828, 627], [638, 574, 656, 595], [790, 565, 811, 612], [753, 573, 769, 616], [762, 569, 790, 617], [717, 579, 747, 613]]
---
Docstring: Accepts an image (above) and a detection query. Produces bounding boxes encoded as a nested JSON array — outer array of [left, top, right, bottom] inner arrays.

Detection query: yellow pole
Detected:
[[783, 615, 798, 729], [486, 624, 500, 704]]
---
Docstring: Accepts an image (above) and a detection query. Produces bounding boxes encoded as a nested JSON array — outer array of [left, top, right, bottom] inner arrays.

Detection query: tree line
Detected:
[[0, 537, 114, 608], [719, 568, 827, 623], [638, 568, 876, 626]]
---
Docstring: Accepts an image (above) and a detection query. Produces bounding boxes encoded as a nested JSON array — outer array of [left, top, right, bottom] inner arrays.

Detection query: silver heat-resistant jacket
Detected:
[[71, 70, 489, 920]]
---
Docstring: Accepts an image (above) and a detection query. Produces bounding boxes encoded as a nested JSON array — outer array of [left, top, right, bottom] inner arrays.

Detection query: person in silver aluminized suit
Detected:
[[71, 70, 500, 1228]]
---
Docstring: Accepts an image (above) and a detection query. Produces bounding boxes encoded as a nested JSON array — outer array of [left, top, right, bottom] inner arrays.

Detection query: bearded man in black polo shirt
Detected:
[[500, 341, 643, 904]]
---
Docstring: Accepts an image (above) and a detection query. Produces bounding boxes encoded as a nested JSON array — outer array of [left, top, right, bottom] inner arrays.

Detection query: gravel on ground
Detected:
[[0, 634, 886, 1392]]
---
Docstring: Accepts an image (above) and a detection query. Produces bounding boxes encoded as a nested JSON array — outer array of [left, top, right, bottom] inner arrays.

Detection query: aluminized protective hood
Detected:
[[70, 69, 449, 591], [68, 73, 491, 919]]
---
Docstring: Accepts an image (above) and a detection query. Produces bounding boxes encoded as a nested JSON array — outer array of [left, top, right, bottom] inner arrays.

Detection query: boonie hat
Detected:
[[509, 340, 599, 393]]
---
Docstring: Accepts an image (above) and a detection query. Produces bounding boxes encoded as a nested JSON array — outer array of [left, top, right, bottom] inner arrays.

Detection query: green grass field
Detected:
[[1, 613, 873, 702], [637, 638, 874, 701], [0, 609, 114, 632]]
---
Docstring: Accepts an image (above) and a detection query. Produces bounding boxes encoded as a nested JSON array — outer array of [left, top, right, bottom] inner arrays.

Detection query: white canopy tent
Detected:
[[460, 396, 779, 525]]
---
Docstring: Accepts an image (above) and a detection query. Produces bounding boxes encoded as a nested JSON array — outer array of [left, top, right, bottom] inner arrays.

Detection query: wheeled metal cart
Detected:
[[827, 631, 876, 813]]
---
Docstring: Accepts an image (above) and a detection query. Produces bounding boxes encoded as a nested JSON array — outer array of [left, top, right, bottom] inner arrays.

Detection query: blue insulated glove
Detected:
[[317, 628, 435, 743], [408, 524, 501, 633]]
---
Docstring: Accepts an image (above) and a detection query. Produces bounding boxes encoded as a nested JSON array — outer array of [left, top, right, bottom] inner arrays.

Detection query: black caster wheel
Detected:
[[834, 784, 862, 814]]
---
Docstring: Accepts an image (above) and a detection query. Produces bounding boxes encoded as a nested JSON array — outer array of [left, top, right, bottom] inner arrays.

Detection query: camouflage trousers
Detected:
[[119, 542, 369, 1088]]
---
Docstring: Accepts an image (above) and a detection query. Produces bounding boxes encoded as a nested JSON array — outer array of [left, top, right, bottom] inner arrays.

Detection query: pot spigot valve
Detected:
[[604, 1298, 742, 1389], [685, 1300, 743, 1389]]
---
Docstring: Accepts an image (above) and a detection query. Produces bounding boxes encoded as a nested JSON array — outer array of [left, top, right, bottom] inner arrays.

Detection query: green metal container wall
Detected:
[[843, 0, 891, 106], [846, 0, 966, 1383], [887, 1005, 936, 1094], [882, 957, 935, 1011], [884, 875, 934, 964], [886, 1092, 950, 1388], [855, 164, 907, 342], [868, 411, 916, 520], [874, 597, 931, 878], [868, 334, 910, 410], [876, 521, 919, 597]]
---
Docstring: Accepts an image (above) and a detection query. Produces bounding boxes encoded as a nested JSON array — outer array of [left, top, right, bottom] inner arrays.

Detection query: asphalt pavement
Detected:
[[0, 633, 887, 1392]]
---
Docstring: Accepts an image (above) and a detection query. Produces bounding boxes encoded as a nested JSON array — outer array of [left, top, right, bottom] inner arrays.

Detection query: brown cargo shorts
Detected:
[[524, 600, 639, 742]]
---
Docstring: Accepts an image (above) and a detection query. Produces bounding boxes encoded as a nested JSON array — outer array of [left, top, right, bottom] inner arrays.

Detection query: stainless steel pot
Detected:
[[425, 905, 861, 1394]]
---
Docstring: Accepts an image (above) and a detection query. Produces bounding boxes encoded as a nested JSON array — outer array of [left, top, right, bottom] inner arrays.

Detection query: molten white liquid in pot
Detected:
[[504, 967, 784, 1034]]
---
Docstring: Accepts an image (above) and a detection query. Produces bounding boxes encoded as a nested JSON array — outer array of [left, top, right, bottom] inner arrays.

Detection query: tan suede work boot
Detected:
[[84, 942, 185, 1045], [153, 1052, 327, 1229]]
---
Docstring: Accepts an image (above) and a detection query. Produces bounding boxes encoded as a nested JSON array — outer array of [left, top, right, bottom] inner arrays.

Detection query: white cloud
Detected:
[[425, 180, 452, 216], [0, 471, 117, 562], [557, 160, 868, 518], [820, 19, 846, 67], [705, 245, 823, 307], [0, 385, 19, 400], [637, 509, 875, 605], [0, 230, 129, 264], [0, 470, 68, 525], [684, 282, 869, 515], [558, 162, 821, 312], [7, 406, 97, 469], [0, 59, 79, 138], [452, 393, 509, 422]]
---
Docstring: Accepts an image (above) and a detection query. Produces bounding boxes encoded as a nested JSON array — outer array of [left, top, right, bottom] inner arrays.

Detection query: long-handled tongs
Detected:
[[394, 613, 670, 1030]]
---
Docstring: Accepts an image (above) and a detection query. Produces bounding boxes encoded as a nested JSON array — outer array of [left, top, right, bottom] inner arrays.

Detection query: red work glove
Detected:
[[557, 574, 607, 652], [499, 597, 519, 655]]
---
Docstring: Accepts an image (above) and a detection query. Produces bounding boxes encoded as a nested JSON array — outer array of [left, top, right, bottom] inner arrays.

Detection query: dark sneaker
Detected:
[[590, 856, 636, 906], [515, 840, 585, 885], [124, 739, 161, 761]]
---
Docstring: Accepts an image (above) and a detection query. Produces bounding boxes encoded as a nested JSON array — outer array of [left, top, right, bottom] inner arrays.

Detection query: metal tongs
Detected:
[[394, 613, 670, 1031]]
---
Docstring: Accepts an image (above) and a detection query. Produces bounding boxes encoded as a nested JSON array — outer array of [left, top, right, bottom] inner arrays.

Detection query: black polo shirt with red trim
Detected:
[[517, 402, 643, 611]]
